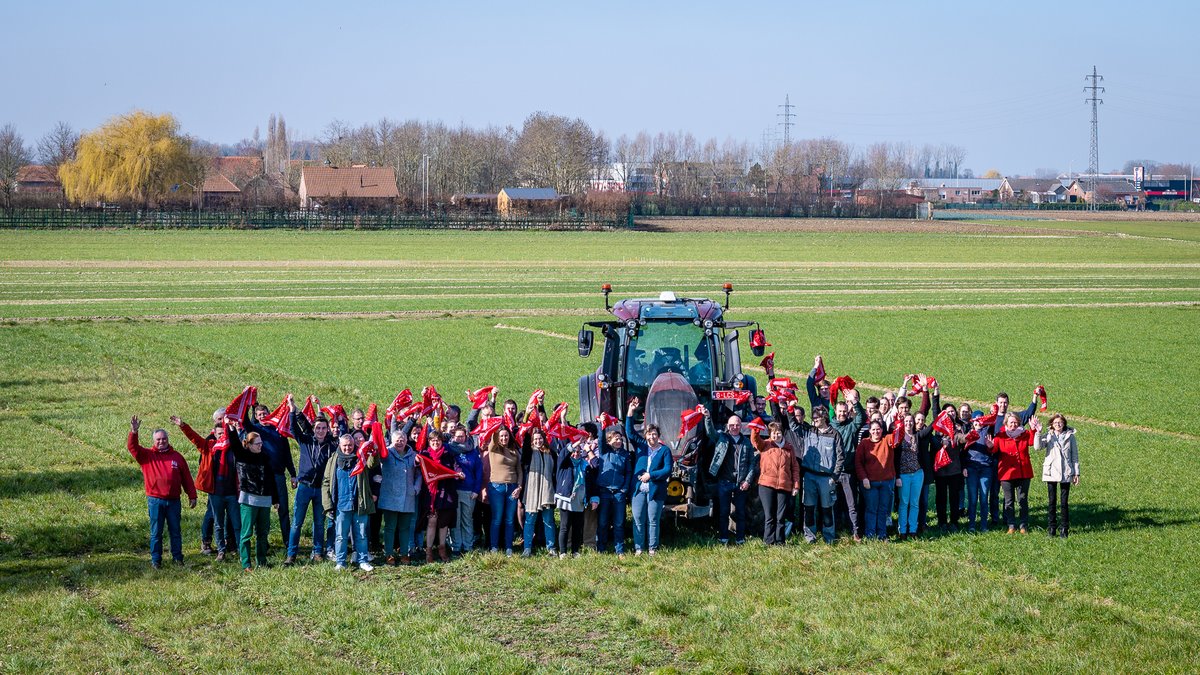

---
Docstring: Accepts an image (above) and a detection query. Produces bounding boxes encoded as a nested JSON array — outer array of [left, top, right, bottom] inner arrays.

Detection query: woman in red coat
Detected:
[[986, 413, 1042, 534]]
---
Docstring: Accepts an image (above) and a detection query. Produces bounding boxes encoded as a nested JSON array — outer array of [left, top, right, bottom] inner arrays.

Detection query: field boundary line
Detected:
[[4, 300, 1199, 324], [3, 286, 1195, 306], [5, 259, 1200, 270], [489, 324, 1197, 442]]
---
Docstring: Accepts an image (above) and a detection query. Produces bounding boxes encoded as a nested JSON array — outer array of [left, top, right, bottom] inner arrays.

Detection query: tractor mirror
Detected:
[[578, 328, 594, 357], [749, 329, 767, 357]]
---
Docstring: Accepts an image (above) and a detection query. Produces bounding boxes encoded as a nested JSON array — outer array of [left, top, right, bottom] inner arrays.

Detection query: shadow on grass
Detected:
[[0, 520, 152, 560], [0, 552, 168, 598], [0, 465, 137, 498], [1067, 503, 1200, 531]]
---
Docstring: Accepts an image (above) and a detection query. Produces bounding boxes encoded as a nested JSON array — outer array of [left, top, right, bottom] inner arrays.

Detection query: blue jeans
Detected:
[[487, 482, 519, 551], [287, 483, 325, 558], [274, 473, 291, 544], [897, 472, 923, 535], [863, 481, 895, 540], [966, 465, 991, 530], [631, 487, 664, 552], [597, 490, 627, 553], [715, 480, 748, 542], [334, 510, 369, 565], [523, 507, 557, 553], [147, 497, 182, 564], [208, 494, 241, 553]]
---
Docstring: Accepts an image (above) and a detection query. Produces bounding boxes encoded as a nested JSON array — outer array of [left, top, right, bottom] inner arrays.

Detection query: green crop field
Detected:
[[2, 219, 1199, 672]]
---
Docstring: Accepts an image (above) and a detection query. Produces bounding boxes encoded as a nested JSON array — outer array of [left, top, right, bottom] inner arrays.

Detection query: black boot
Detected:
[[1048, 525, 1057, 537]]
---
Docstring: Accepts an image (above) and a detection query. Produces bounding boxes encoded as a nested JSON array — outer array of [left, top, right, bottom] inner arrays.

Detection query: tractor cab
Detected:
[[576, 286, 767, 517]]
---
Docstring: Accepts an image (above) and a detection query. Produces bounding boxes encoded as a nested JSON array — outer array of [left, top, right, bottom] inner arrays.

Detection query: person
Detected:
[[963, 411, 992, 533], [243, 403, 297, 546], [855, 420, 896, 541], [894, 414, 924, 540], [420, 430, 460, 563], [285, 401, 337, 564], [449, 425, 483, 554], [750, 422, 799, 545], [484, 427, 522, 555], [521, 427, 558, 556], [188, 408, 234, 555], [555, 436, 598, 557], [987, 413, 1041, 534], [322, 434, 377, 570], [933, 407, 967, 532], [987, 390, 1040, 527], [174, 412, 239, 562], [828, 390, 864, 541], [379, 420, 421, 565], [230, 430, 279, 571], [805, 355, 830, 413], [593, 426, 634, 556], [627, 397, 673, 556], [1038, 413, 1079, 538], [912, 410, 937, 535], [796, 406, 845, 544], [127, 416, 198, 568], [703, 409, 754, 545]]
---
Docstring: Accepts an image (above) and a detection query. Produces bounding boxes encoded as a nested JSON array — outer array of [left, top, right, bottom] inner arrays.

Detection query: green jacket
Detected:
[[322, 452, 378, 517]]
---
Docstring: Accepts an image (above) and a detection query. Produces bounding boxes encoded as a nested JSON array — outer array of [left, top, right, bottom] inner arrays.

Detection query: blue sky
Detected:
[[6, 0, 1198, 175]]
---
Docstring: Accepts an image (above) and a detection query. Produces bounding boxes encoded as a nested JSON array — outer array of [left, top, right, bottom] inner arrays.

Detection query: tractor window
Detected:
[[625, 320, 715, 399]]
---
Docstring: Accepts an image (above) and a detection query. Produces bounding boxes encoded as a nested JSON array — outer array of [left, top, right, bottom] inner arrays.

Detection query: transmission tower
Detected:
[[777, 95, 796, 147], [1084, 66, 1104, 211]]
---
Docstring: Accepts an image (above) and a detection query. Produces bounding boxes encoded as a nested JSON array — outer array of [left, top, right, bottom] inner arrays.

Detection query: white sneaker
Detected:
[[334, 564, 347, 571], [358, 562, 374, 572]]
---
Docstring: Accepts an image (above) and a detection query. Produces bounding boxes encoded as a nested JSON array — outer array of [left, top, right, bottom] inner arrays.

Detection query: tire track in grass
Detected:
[[4, 300, 1199, 324], [62, 577, 186, 671], [491, 324, 1199, 442]]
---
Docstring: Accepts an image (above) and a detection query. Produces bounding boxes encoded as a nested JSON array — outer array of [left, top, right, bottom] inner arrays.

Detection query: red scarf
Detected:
[[468, 386, 498, 410]]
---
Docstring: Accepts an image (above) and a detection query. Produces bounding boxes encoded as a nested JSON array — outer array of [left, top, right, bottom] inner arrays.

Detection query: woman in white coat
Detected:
[[1035, 413, 1079, 538]]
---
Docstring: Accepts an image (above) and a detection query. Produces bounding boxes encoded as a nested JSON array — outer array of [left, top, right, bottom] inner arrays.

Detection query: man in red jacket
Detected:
[[128, 416, 198, 568]]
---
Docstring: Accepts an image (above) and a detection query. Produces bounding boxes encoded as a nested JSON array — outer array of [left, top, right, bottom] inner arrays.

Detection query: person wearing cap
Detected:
[[173, 411, 239, 562], [986, 413, 1041, 534], [128, 416, 198, 568], [703, 408, 755, 545], [1037, 413, 1080, 538], [593, 425, 635, 556]]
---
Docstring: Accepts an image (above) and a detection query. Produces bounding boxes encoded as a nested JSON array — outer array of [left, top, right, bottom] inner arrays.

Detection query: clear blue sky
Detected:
[[6, 0, 1198, 175]]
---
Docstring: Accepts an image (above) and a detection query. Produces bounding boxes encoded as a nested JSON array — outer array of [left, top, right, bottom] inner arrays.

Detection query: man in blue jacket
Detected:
[[285, 396, 336, 565]]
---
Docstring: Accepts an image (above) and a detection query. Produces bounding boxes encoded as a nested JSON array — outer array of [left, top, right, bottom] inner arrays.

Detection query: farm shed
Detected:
[[497, 187, 560, 218]]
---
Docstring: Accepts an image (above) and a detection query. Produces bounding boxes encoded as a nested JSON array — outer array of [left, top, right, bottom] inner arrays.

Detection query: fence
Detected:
[[0, 208, 628, 231]]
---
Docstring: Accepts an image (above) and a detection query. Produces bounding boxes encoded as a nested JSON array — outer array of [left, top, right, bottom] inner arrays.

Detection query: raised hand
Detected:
[[130, 416, 141, 433], [169, 415, 183, 428]]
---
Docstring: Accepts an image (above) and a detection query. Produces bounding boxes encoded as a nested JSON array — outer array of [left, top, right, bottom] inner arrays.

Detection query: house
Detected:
[[15, 165, 62, 195], [999, 178, 1067, 204], [200, 172, 241, 208], [1066, 178, 1141, 207], [211, 156, 264, 189], [298, 165, 399, 208], [898, 178, 1003, 204], [497, 187, 560, 218]]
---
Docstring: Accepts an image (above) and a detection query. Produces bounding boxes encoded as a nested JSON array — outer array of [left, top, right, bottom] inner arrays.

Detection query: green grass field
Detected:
[[2, 219, 1199, 672]]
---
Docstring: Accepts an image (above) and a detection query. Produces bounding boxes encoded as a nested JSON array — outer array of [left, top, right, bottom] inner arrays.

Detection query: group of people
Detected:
[[126, 355, 1081, 572]]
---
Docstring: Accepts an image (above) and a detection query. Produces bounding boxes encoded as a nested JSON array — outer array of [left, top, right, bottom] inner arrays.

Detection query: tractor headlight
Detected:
[[703, 319, 714, 329]]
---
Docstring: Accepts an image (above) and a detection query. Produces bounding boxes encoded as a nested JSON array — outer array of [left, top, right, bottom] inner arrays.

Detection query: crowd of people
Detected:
[[126, 355, 1081, 571]]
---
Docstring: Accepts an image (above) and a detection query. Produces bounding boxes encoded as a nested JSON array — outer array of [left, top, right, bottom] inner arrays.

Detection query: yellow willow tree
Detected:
[[59, 111, 204, 206]]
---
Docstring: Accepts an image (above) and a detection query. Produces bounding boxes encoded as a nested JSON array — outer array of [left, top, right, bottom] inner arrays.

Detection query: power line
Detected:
[[1084, 66, 1105, 211], [777, 95, 795, 147]]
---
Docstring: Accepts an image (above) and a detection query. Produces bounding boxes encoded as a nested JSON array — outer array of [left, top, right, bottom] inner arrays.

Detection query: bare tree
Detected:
[[36, 121, 80, 173], [0, 124, 31, 207]]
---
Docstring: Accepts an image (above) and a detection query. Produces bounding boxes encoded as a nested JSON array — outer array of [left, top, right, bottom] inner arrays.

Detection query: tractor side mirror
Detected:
[[749, 329, 768, 358], [578, 328, 594, 357]]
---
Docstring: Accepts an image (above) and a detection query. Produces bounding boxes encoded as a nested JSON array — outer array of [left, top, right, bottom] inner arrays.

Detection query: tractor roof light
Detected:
[[602, 284, 612, 310], [723, 283, 733, 309]]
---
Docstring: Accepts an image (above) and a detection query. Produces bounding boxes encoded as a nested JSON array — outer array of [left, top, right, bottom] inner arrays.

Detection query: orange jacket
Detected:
[[750, 433, 800, 492]]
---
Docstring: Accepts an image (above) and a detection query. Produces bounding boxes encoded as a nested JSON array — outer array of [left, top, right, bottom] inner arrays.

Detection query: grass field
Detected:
[[2, 218, 1199, 672]]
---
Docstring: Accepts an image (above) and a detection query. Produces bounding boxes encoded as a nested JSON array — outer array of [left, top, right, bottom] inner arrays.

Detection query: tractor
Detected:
[[575, 284, 769, 518]]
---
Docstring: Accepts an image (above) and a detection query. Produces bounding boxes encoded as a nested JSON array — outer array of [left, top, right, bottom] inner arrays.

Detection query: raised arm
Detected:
[[290, 408, 314, 444], [127, 416, 149, 464]]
